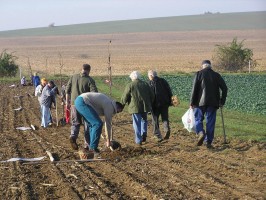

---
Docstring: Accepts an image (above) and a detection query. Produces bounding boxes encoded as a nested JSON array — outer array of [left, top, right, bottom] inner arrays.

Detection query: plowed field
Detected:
[[0, 83, 265, 200], [0, 30, 266, 76]]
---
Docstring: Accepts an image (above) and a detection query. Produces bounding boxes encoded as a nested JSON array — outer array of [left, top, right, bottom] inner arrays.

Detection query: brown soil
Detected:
[[0, 83, 265, 199]]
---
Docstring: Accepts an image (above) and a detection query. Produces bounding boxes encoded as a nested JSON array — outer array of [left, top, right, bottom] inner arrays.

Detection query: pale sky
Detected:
[[1, 0, 265, 31]]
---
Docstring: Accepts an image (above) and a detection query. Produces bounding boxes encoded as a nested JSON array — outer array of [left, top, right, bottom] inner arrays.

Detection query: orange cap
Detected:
[[41, 78, 47, 84]]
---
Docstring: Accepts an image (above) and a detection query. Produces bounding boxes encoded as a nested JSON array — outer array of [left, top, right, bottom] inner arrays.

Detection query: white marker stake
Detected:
[[46, 151, 55, 162], [31, 124, 36, 130]]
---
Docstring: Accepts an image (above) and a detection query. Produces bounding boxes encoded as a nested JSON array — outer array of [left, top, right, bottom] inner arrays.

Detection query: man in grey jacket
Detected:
[[40, 81, 57, 128], [190, 60, 228, 148], [74, 92, 124, 156]]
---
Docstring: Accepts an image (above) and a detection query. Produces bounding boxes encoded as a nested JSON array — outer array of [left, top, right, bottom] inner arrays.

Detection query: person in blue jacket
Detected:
[[33, 72, 40, 88]]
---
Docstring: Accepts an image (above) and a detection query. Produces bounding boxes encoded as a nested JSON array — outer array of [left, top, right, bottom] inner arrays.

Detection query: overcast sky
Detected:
[[1, 0, 265, 31]]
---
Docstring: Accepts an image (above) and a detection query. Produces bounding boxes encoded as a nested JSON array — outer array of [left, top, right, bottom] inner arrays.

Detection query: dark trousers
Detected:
[[70, 104, 90, 148], [152, 106, 170, 137]]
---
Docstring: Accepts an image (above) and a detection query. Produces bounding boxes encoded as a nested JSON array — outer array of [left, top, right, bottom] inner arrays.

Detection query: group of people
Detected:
[[33, 73, 59, 128], [20, 72, 42, 87], [63, 63, 175, 157], [21, 72, 58, 128], [120, 70, 173, 145], [63, 59, 227, 158], [31, 59, 227, 157]]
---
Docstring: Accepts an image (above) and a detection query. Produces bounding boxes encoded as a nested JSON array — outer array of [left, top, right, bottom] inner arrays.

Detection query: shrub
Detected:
[[0, 50, 19, 77], [213, 38, 254, 72]]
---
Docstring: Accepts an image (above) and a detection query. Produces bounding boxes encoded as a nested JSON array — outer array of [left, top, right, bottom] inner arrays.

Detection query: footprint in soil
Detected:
[[100, 146, 150, 161]]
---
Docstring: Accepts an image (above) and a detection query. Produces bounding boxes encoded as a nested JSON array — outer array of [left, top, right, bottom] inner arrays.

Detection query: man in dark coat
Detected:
[[190, 60, 228, 148], [148, 70, 173, 140]]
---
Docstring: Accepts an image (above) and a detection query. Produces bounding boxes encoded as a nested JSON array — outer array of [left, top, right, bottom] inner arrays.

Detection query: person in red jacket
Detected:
[[60, 84, 70, 124]]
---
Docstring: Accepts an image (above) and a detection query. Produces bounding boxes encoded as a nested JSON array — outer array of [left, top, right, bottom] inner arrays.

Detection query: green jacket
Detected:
[[66, 72, 98, 104], [121, 79, 154, 114]]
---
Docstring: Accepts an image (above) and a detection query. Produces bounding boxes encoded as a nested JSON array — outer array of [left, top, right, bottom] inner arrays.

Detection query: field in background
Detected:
[[0, 29, 266, 77], [0, 11, 265, 77]]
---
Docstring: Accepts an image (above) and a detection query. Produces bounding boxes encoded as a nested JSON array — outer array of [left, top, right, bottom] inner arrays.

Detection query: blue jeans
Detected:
[[132, 113, 148, 144], [41, 105, 52, 128], [194, 106, 217, 144], [40, 106, 52, 124], [74, 96, 103, 150]]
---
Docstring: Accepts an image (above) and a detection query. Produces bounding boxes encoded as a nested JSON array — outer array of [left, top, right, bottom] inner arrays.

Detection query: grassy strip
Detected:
[[0, 77, 20, 83], [169, 103, 266, 142]]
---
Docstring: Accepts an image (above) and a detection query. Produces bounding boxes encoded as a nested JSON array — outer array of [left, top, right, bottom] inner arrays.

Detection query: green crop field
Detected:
[[105, 73, 266, 115], [163, 73, 266, 115]]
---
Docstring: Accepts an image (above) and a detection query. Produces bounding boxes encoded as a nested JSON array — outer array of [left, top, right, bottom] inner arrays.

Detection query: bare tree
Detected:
[[23, 56, 33, 83], [48, 23, 55, 28], [44, 56, 48, 75], [58, 52, 64, 87], [107, 39, 112, 96]]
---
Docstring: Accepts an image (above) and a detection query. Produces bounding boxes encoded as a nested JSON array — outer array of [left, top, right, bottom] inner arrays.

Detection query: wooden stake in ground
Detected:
[[55, 95, 59, 127]]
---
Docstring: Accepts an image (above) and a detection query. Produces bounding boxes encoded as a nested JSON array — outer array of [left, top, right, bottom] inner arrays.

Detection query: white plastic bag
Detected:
[[182, 108, 196, 132]]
